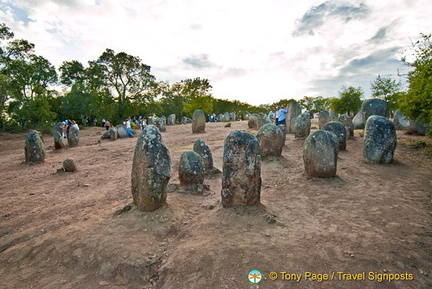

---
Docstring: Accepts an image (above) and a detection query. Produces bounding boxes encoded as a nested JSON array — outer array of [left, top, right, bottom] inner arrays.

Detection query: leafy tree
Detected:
[[399, 33, 432, 127], [330, 86, 363, 116], [370, 75, 402, 115], [181, 77, 214, 117], [299, 96, 330, 115], [158, 81, 187, 118], [89, 48, 158, 121]]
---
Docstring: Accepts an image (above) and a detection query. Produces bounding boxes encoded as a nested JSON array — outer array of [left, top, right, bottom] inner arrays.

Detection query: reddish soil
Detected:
[[0, 121, 431, 289]]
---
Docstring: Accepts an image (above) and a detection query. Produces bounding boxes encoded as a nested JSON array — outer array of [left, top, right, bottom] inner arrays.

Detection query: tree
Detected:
[[89, 49, 157, 121], [370, 75, 402, 115], [181, 77, 214, 116], [399, 33, 432, 127], [299, 96, 330, 115], [330, 86, 363, 116]]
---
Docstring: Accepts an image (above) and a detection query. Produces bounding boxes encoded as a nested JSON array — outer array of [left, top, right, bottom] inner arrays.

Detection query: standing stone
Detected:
[[248, 114, 259, 129], [54, 122, 65, 149], [278, 124, 286, 143], [131, 125, 171, 212], [294, 113, 311, 139], [179, 151, 205, 187], [393, 109, 409, 130], [221, 131, 261, 207], [180, 116, 188, 124], [362, 98, 388, 121], [109, 127, 118, 140], [193, 139, 214, 171], [25, 130, 45, 162], [192, 110, 206, 133], [156, 117, 166, 132], [223, 112, 230, 122], [167, 114, 176, 125], [363, 116, 397, 164], [407, 120, 429, 135], [68, 126, 79, 147], [147, 117, 155, 125], [63, 157, 77, 172], [256, 124, 284, 157], [338, 114, 354, 137], [318, 110, 332, 130], [303, 130, 338, 178], [323, 121, 347, 150], [116, 125, 127, 138], [285, 101, 302, 134], [352, 112, 364, 129]]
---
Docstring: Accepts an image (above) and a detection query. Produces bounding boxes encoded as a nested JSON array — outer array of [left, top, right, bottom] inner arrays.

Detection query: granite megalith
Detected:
[[323, 121, 347, 151], [338, 114, 354, 137], [131, 125, 172, 212], [221, 130, 261, 207], [167, 114, 176, 125], [179, 151, 205, 188], [54, 122, 65, 149], [285, 101, 302, 134], [25, 130, 45, 163], [193, 139, 221, 177], [68, 126, 79, 147], [393, 109, 409, 131], [192, 110, 206, 133], [363, 115, 397, 164], [303, 130, 338, 178], [318, 110, 332, 130], [294, 113, 311, 139], [256, 124, 284, 157], [116, 125, 127, 138]]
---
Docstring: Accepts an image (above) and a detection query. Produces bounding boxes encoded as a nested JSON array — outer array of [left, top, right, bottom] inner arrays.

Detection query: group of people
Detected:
[[268, 107, 289, 126], [101, 116, 147, 138], [61, 120, 79, 138]]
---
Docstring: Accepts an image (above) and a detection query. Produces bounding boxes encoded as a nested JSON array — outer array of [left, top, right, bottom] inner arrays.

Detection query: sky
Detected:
[[0, 0, 430, 106]]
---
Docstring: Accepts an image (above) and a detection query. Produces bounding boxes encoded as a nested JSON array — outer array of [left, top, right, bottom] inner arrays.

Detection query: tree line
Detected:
[[0, 22, 430, 132]]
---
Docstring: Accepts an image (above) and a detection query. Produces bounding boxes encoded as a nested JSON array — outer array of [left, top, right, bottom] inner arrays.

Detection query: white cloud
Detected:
[[0, 0, 431, 105]]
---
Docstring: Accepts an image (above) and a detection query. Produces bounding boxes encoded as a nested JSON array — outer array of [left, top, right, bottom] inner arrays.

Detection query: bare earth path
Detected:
[[0, 121, 431, 289]]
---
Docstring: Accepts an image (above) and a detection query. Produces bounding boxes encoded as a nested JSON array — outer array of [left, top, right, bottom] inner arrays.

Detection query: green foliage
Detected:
[[299, 96, 330, 114], [370, 75, 402, 115], [399, 33, 432, 127], [181, 77, 214, 116], [330, 86, 363, 115]]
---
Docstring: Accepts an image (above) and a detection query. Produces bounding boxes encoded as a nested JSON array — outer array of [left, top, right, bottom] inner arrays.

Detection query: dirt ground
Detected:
[[0, 120, 431, 289]]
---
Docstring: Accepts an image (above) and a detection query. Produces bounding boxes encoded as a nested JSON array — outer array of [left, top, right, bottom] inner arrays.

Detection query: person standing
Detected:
[[126, 117, 135, 138], [268, 108, 276, 124], [104, 120, 111, 131], [277, 107, 288, 126]]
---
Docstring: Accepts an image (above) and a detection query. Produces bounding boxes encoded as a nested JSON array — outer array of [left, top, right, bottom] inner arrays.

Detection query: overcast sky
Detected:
[[0, 0, 430, 105]]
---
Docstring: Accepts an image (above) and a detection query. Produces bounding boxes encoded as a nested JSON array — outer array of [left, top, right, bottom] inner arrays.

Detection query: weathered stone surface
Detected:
[[363, 115, 396, 164], [25, 130, 45, 162], [285, 101, 302, 134], [248, 113, 271, 130], [192, 110, 206, 133], [338, 114, 354, 137], [407, 120, 430, 135], [294, 113, 311, 139], [167, 114, 176, 125], [109, 127, 117, 140], [352, 112, 364, 129], [393, 109, 409, 130], [193, 139, 221, 177], [318, 110, 332, 130], [303, 130, 338, 178], [54, 122, 65, 149], [147, 117, 155, 125], [362, 98, 388, 121], [224, 122, 231, 128], [221, 130, 261, 207], [131, 125, 171, 212], [248, 114, 259, 129], [156, 117, 166, 132], [222, 112, 230, 122], [179, 151, 205, 187], [68, 126, 79, 147], [63, 157, 77, 172], [116, 125, 127, 138], [278, 124, 286, 143], [323, 121, 347, 150], [256, 124, 284, 157], [101, 130, 110, 139]]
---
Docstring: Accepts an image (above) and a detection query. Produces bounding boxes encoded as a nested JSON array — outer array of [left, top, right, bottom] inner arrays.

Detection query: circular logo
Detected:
[[248, 269, 263, 284], [269, 271, 278, 280]]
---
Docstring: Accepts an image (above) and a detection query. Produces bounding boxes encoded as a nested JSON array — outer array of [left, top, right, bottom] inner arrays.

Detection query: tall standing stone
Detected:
[[303, 130, 338, 178], [68, 126, 79, 147], [193, 139, 214, 171], [25, 130, 45, 162], [256, 124, 284, 157], [285, 101, 302, 134], [363, 116, 397, 164], [294, 113, 311, 139], [338, 114, 354, 137], [323, 121, 347, 150], [362, 98, 388, 121], [221, 131, 261, 207], [54, 122, 65, 149], [318, 110, 332, 130], [179, 151, 205, 187], [393, 109, 409, 130], [109, 127, 118, 140], [167, 114, 176, 125], [131, 125, 172, 212], [156, 117, 167, 132], [192, 110, 206, 133]]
